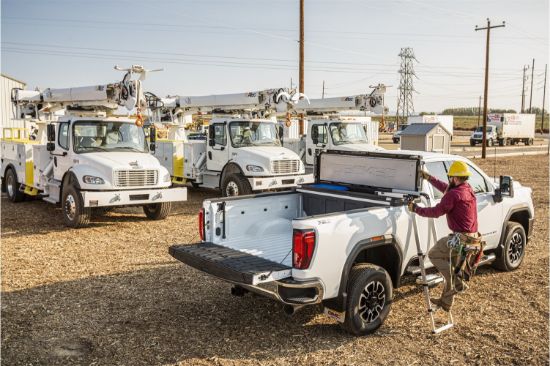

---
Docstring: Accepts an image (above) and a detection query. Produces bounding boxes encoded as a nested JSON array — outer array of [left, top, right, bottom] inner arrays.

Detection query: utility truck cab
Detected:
[[1, 65, 187, 227]]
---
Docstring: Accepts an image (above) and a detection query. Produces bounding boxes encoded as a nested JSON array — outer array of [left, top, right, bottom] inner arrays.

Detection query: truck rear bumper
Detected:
[[248, 173, 314, 191], [169, 242, 323, 305], [81, 187, 187, 207]]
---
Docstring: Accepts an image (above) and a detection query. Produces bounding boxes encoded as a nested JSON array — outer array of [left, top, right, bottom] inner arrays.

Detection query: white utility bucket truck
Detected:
[[148, 88, 314, 196], [1, 65, 187, 227], [282, 85, 386, 167]]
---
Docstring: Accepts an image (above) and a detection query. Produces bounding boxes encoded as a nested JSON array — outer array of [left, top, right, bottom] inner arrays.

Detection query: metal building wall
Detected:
[[1, 74, 26, 136]]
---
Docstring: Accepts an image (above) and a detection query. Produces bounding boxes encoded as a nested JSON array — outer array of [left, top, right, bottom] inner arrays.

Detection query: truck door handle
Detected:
[[54, 157, 57, 167], [208, 151, 212, 160], [308, 148, 312, 156]]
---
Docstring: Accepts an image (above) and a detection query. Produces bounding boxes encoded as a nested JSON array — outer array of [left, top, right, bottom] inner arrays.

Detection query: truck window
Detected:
[[425, 161, 447, 199], [213, 124, 226, 146], [312, 124, 328, 144], [443, 161, 488, 194], [58, 123, 69, 150]]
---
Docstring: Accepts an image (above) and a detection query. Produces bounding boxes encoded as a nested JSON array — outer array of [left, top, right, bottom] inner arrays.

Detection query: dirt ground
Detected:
[[1, 155, 549, 365]]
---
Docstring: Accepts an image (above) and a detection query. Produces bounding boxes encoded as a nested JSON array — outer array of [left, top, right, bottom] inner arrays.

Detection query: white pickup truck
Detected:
[[170, 150, 534, 335]]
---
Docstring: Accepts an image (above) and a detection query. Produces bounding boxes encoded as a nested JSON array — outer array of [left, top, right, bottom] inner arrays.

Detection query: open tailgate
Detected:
[[170, 243, 292, 285]]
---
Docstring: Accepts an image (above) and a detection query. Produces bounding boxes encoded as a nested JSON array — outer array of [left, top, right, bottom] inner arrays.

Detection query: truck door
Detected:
[[307, 123, 328, 166], [206, 123, 229, 172], [424, 161, 451, 247], [53, 122, 72, 181]]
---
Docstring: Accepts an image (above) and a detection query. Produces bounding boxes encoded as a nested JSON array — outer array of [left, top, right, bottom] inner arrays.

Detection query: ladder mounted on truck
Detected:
[[147, 88, 309, 123], [11, 65, 162, 121], [294, 84, 386, 115]]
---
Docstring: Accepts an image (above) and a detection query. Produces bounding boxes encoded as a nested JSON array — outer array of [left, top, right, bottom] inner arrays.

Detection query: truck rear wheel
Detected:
[[487, 138, 494, 147], [143, 202, 171, 220], [5, 168, 25, 203], [469, 140, 476, 147], [62, 185, 91, 227], [222, 173, 252, 197], [492, 222, 526, 272], [341, 264, 392, 336]]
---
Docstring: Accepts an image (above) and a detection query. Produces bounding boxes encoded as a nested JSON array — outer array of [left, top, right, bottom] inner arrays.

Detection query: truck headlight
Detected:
[[246, 165, 264, 172], [83, 175, 105, 184], [163, 173, 171, 182]]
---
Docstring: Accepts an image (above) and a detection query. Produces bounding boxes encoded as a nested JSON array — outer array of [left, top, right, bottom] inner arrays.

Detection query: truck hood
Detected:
[[77, 152, 161, 170]]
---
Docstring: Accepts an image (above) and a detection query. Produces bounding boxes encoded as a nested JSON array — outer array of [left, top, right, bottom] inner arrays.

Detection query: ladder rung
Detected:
[[432, 323, 454, 334]]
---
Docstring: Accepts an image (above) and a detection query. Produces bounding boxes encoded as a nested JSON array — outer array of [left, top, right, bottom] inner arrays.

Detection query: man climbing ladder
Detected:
[[409, 161, 481, 312]]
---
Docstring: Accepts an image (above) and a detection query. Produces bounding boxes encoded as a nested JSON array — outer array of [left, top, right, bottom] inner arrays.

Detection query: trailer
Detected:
[[1, 65, 187, 227]]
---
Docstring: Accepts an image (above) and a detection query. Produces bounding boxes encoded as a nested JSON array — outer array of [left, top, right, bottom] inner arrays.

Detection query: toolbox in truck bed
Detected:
[[169, 242, 291, 285]]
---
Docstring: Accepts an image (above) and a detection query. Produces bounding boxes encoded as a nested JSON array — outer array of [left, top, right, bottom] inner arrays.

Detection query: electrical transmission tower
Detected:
[[396, 47, 418, 127]]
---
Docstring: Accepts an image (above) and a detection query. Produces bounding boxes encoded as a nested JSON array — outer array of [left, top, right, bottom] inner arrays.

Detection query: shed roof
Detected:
[[401, 123, 449, 136], [1, 73, 26, 86]]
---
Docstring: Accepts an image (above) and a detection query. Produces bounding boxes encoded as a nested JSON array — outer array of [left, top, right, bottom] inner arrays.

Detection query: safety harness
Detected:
[[447, 232, 485, 290]]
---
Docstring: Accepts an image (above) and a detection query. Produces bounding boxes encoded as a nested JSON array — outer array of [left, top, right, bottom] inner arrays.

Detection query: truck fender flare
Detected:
[[61, 170, 81, 194], [219, 162, 245, 187], [498, 204, 532, 246], [333, 236, 403, 310]]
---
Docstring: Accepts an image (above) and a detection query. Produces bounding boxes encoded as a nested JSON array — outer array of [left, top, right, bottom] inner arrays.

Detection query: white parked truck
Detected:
[[148, 89, 314, 197], [1, 66, 187, 227], [470, 114, 536, 146], [170, 149, 534, 335]]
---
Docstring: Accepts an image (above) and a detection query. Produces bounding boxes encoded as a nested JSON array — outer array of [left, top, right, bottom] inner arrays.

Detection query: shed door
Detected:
[[432, 135, 445, 153]]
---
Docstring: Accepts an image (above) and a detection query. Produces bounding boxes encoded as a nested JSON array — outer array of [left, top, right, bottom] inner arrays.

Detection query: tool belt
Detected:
[[448, 232, 485, 282]]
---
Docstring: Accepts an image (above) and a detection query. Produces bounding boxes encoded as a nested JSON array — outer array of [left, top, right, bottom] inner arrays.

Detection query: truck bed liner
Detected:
[[169, 242, 291, 285]]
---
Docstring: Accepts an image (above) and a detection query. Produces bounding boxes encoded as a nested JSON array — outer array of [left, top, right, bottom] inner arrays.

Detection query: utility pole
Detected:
[[477, 95, 482, 127], [521, 65, 529, 113], [529, 58, 535, 113], [542, 64, 547, 133], [322, 80, 325, 99], [475, 18, 505, 159], [299, 0, 305, 136]]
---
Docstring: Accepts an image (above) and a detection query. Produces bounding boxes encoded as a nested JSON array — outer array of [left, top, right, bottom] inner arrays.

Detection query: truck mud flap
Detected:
[[169, 242, 291, 285]]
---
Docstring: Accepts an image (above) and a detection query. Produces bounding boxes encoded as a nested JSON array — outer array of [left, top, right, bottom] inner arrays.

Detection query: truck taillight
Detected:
[[198, 208, 205, 241], [293, 230, 316, 270]]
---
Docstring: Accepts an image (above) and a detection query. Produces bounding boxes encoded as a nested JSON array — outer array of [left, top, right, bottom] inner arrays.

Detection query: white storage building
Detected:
[[1, 73, 27, 137]]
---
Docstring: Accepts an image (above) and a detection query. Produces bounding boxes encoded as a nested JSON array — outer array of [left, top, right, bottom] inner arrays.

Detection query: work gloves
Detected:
[[407, 201, 418, 213], [420, 170, 431, 180]]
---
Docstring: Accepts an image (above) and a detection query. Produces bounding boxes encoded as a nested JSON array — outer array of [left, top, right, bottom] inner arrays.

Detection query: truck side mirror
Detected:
[[311, 127, 319, 145], [499, 175, 514, 197], [208, 125, 215, 147], [278, 125, 284, 143], [149, 127, 156, 152], [46, 124, 56, 151]]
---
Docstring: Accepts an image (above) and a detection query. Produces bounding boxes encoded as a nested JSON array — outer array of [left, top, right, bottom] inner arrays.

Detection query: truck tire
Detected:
[[492, 222, 526, 272], [469, 140, 476, 147], [143, 202, 172, 220], [498, 138, 505, 147], [62, 184, 91, 227], [222, 173, 252, 197], [341, 264, 393, 336], [487, 138, 494, 147], [525, 138, 534, 146], [5, 168, 25, 202]]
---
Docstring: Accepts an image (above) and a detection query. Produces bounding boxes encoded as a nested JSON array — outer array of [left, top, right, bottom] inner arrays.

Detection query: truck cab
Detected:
[[303, 119, 382, 166], [205, 118, 313, 196], [470, 125, 498, 146]]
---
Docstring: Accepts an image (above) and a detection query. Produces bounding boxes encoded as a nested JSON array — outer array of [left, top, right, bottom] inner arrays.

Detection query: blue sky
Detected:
[[1, 0, 548, 112]]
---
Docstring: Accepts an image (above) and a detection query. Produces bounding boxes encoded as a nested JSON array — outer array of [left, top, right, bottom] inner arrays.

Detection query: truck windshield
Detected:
[[329, 122, 368, 145], [229, 121, 281, 147], [73, 121, 148, 153], [475, 126, 492, 132]]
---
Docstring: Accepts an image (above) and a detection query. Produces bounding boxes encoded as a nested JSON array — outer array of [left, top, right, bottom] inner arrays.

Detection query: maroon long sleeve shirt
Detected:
[[415, 176, 478, 233]]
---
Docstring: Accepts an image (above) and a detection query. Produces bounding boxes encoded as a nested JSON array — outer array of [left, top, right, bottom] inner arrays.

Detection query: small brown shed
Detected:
[[400, 123, 451, 154]]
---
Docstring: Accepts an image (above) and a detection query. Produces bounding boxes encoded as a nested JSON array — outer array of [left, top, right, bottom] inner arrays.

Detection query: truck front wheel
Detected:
[[492, 222, 526, 272], [62, 185, 91, 227], [341, 264, 393, 336], [143, 202, 171, 220], [222, 173, 252, 197], [5, 168, 25, 203]]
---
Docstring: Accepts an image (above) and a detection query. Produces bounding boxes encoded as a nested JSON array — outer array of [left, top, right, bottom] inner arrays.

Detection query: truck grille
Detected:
[[114, 170, 158, 187], [271, 159, 300, 175]]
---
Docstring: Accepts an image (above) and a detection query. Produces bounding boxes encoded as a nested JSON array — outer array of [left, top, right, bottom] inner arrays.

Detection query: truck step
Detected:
[[477, 253, 496, 266], [43, 196, 59, 204], [407, 265, 421, 275], [416, 273, 443, 287]]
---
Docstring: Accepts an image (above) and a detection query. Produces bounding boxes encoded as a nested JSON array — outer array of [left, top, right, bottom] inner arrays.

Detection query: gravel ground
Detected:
[[1, 155, 548, 365]]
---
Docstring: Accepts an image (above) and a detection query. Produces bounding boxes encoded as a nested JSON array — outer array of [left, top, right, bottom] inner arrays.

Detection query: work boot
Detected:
[[454, 280, 469, 293], [430, 297, 451, 312]]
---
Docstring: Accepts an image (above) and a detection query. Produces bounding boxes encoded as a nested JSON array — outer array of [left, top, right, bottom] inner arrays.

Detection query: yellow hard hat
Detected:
[[448, 161, 471, 177]]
